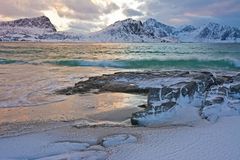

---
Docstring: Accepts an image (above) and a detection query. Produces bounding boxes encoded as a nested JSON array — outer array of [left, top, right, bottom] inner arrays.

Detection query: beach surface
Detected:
[[0, 64, 240, 160], [1, 43, 240, 160], [1, 116, 240, 160]]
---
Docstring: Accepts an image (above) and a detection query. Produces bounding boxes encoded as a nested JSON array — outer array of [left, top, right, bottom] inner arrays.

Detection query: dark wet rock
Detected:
[[230, 84, 240, 93], [161, 87, 173, 99], [101, 82, 147, 93], [204, 100, 213, 106], [57, 71, 240, 125], [131, 101, 176, 125], [221, 76, 234, 83], [234, 73, 240, 81], [215, 77, 225, 85], [154, 101, 176, 112], [58, 71, 193, 95], [161, 87, 181, 100], [147, 88, 160, 106], [193, 72, 219, 92], [204, 77, 217, 91], [175, 71, 190, 77], [212, 97, 224, 104], [193, 72, 211, 80], [201, 71, 214, 77], [218, 87, 228, 96], [205, 97, 224, 106], [181, 81, 198, 97], [137, 104, 148, 108]]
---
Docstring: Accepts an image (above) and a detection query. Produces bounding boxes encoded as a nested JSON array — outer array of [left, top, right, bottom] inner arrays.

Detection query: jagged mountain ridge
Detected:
[[0, 16, 239, 42], [197, 22, 240, 40], [0, 16, 56, 32], [91, 18, 240, 42], [0, 16, 58, 41], [89, 18, 177, 42]]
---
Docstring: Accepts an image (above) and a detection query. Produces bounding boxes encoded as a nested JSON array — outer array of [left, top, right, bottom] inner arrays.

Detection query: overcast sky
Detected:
[[0, 0, 239, 33]]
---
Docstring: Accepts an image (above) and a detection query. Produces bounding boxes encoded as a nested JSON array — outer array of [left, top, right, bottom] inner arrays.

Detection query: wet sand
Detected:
[[0, 93, 145, 125], [0, 64, 146, 137]]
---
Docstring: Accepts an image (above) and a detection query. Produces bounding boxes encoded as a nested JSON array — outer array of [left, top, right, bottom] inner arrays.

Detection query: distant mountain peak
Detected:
[[178, 25, 197, 32], [205, 22, 220, 27], [145, 18, 158, 23], [112, 18, 142, 26], [0, 15, 56, 32]]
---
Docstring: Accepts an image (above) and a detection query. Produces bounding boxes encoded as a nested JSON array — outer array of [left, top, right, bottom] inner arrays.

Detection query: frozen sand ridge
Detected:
[[0, 131, 137, 160], [1, 117, 240, 160]]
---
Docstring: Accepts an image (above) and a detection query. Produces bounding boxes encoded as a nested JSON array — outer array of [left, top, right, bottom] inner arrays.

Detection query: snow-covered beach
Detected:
[[1, 116, 240, 160]]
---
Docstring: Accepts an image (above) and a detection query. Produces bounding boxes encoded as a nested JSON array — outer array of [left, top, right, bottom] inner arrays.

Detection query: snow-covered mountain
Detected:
[[0, 16, 58, 41], [0, 16, 87, 42], [0, 16, 56, 32], [0, 16, 239, 42], [89, 18, 176, 42], [143, 18, 175, 37], [177, 22, 240, 42], [90, 18, 240, 42]]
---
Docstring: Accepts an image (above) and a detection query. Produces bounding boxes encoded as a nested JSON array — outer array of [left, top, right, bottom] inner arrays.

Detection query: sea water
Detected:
[[0, 42, 240, 124], [1, 42, 240, 70]]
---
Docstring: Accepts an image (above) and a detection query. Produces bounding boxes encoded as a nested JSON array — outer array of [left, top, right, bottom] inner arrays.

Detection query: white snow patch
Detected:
[[35, 150, 107, 160], [102, 134, 137, 147]]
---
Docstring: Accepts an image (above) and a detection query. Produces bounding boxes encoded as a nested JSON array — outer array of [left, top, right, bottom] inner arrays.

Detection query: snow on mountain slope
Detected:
[[0, 16, 56, 36], [86, 18, 240, 43], [89, 18, 178, 42], [0, 16, 239, 42], [0, 16, 87, 42], [143, 18, 175, 37], [89, 18, 146, 42], [0, 16, 57, 41], [177, 23, 240, 42]]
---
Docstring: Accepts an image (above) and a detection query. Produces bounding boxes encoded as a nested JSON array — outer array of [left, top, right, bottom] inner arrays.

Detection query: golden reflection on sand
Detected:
[[0, 93, 146, 124], [1, 63, 141, 124]]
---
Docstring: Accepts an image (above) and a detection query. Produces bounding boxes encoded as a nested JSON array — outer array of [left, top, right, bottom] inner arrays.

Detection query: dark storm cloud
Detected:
[[137, 0, 240, 27], [123, 8, 144, 17]]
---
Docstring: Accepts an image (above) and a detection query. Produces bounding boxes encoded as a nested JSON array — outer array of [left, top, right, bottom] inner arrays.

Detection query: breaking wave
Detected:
[[49, 58, 240, 70], [0, 58, 23, 64]]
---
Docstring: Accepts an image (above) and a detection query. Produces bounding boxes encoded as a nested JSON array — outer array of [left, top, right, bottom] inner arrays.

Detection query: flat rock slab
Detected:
[[35, 150, 107, 160], [47, 141, 90, 153], [101, 134, 137, 147]]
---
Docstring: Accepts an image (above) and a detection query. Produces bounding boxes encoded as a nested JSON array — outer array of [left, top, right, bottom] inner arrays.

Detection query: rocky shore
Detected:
[[59, 71, 240, 126], [2, 70, 240, 160]]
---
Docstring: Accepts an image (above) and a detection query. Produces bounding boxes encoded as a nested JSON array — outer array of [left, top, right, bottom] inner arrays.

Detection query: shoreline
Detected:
[[1, 63, 240, 159]]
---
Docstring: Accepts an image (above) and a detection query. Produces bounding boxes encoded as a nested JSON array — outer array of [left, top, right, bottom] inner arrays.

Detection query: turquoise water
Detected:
[[0, 42, 240, 70]]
